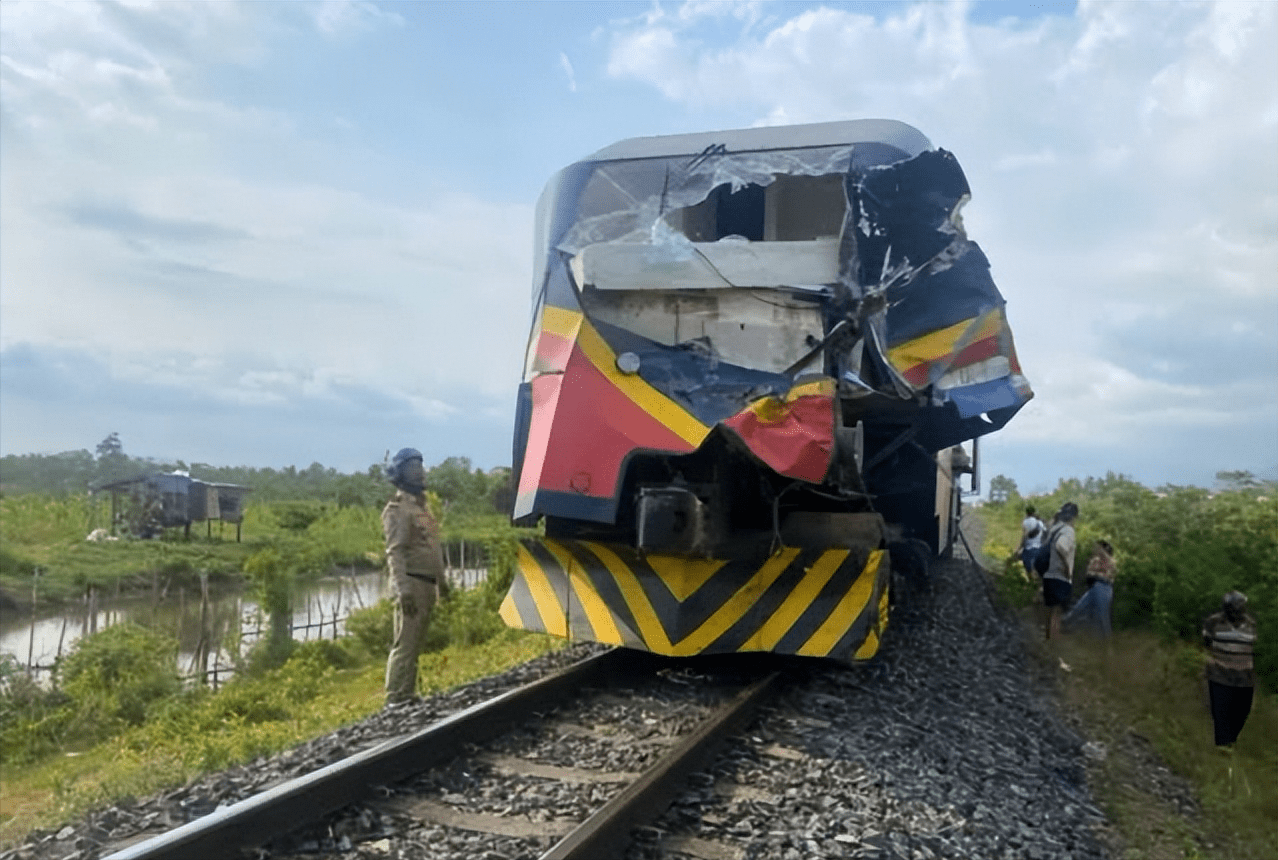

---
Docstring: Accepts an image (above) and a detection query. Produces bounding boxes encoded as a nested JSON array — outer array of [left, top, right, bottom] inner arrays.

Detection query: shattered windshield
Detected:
[[555, 145, 855, 256]]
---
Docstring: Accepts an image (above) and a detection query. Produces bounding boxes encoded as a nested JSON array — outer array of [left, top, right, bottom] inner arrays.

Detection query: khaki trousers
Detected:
[[385, 572, 437, 703]]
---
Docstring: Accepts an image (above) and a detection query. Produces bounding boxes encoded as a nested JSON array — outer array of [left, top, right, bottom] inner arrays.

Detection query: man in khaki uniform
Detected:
[[382, 448, 443, 706]]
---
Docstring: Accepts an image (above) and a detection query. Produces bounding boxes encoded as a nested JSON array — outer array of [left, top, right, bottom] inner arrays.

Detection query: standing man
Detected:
[[1019, 505, 1046, 576], [1042, 502, 1078, 640], [1202, 591, 1258, 747], [382, 448, 443, 707]]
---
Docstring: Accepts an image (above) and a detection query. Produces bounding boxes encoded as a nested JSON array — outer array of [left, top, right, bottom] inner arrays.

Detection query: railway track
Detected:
[[99, 649, 779, 860], [10, 553, 1115, 860]]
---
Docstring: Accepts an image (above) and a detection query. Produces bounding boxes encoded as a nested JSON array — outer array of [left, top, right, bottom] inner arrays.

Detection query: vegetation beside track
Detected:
[[977, 473, 1276, 692], [1, 498, 524, 610], [0, 629, 564, 849], [4, 454, 1274, 857], [1, 444, 516, 607], [971, 484, 1278, 860], [0, 448, 543, 848]]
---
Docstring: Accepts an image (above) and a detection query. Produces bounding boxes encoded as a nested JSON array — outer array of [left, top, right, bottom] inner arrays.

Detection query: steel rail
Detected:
[[539, 671, 780, 860], [103, 648, 644, 860]]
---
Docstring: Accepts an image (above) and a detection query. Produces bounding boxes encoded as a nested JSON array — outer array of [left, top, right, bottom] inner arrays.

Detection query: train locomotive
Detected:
[[500, 120, 1032, 662]]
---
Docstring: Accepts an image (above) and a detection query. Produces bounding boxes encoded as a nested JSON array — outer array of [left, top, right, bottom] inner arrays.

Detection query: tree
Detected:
[[427, 457, 488, 512], [1215, 470, 1260, 491], [0, 450, 96, 495], [243, 548, 296, 669], [988, 475, 1018, 504], [488, 467, 514, 515], [94, 433, 132, 484], [95, 433, 124, 461]]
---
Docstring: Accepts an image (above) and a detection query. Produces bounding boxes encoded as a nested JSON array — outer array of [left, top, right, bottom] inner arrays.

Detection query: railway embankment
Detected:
[[4, 531, 1272, 859]]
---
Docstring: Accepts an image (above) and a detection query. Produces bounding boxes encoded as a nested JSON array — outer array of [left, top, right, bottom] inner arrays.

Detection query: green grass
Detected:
[[0, 630, 564, 848], [1, 492, 545, 848], [974, 497, 1277, 859], [1038, 629, 1277, 860], [0, 495, 529, 605]]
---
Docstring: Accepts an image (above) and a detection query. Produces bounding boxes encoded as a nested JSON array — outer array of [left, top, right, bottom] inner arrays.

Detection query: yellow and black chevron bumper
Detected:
[[499, 539, 890, 662]]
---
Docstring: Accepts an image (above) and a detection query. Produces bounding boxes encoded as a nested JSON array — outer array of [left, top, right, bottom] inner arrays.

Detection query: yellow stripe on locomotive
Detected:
[[499, 539, 890, 662]]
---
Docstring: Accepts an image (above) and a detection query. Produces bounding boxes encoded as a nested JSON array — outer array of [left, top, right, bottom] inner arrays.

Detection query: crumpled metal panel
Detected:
[[721, 378, 836, 482], [514, 121, 1033, 525]]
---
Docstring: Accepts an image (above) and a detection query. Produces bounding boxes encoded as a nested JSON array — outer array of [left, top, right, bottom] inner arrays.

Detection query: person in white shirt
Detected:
[[1019, 505, 1046, 575]]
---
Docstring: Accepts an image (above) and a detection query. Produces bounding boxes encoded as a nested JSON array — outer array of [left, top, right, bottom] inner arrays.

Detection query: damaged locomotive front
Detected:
[[502, 119, 1031, 661]]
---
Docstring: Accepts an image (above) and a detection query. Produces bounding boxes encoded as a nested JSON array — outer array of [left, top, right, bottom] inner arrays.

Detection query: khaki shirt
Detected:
[[382, 490, 444, 581], [1044, 523, 1076, 583]]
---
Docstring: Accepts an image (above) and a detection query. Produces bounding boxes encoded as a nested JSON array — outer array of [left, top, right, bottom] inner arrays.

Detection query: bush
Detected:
[[58, 623, 181, 728], [345, 531, 521, 656], [286, 638, 359, 673], [272, 502, 328, 532], [0, 546, 38, 579], [992, 554, 1039, 609], [242, 548, 295, 671], [0, 654, 74, 764], [345, 599, 394, 658], [978, 477, 1278, 692], [424, 534, 519, 651], [424, 586, 506, 651]]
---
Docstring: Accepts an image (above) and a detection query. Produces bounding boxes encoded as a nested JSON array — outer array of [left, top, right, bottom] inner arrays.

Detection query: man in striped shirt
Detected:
[[1202, 591, 1258, 747]]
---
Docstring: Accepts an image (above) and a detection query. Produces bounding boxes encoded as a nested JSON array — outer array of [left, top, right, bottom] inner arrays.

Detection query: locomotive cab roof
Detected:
[[582, 118, 933, 163]]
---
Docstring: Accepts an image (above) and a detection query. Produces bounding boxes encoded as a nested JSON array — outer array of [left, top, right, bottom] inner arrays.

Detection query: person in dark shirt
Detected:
[[1202, 591, 1257, 747]]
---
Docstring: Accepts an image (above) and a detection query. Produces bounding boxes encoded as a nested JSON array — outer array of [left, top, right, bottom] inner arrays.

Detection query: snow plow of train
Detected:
[[500, 119, 1032, 662]]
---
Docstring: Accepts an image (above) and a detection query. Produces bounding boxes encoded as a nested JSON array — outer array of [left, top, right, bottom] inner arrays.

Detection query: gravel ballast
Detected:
[[4, 548, 1124, 860], [626, 553, 1110, 860]]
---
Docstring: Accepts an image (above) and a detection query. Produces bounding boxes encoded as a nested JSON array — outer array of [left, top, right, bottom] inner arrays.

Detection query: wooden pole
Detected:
[[27, 570, 38, 675], [56, 615, 69, 662], [333, 581, 342, 639], [349, 566, 365, 609], [198, 573, 210, 685]]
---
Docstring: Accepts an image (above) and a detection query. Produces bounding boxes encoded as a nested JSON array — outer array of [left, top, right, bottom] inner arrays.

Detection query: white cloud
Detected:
[[992, 148, 1058, 172], [1, 0, 1273, 486], [559, 51, 576, 92], [603, 0, 1278, 484], [313, 0, 404, 37], [1, 1, 533, 413]]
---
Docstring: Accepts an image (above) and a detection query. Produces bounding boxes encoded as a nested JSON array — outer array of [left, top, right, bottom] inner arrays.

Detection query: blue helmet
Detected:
[[386, 447, 425, 493]]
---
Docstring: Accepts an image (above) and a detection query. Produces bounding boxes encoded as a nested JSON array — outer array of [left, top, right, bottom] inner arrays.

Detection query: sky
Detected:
[[1, 0, 1275, 497]]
